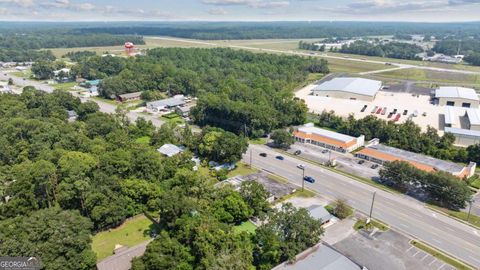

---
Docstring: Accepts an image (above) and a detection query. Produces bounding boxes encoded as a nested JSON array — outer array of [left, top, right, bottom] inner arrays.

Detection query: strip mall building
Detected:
[[356, 139, 476, 178], [293, 123, 365, 153]]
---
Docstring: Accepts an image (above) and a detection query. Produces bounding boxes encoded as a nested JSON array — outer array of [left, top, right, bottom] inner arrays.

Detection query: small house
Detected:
[[157, 144, 184, 157], [116, 92, 142, 102]]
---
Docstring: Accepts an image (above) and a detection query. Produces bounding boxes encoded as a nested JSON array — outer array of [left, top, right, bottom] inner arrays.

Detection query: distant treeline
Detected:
[[339, 40, 423, 60], [0, 49, 55, 62], [0, 33, 144, 50], [75, 21, 480, 40], [434, 39, 480, 66]]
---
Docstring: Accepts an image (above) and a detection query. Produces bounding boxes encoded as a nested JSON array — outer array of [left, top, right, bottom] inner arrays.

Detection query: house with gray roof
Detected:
[[146, 96, 186, 112], [273, 243, 362, 270], [157, 144, 184, 157], [435, 86, 479, 108], [308, 205, 333, 225], [312, 77, 382, 101]]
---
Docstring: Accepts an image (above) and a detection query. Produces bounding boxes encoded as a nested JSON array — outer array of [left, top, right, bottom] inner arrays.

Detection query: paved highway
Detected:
[[244, 144, 480, 268]]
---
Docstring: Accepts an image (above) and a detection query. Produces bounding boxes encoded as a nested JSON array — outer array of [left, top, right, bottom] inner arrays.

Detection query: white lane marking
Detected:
[[400, 223, 410, 228], [469, 255, 480, 264], [432, 238, 442, 244], [412, 250, 420, 257], [405, 246, 415, 253], [432, 213, 437, 218], [444, 227, 455, 233], [428, 258, 437, 266], [436, 263, 445, 270], [474, 230, 478, 236]]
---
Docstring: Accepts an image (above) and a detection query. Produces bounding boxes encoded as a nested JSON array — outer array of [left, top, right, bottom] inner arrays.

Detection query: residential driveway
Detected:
[[334, 230, 456, 270]]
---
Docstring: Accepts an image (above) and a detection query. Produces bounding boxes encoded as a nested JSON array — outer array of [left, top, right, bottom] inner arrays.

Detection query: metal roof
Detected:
[[118, 92, 142, 99], [273, 243, 361, 270], [445, 127, 480, 137], [313, 77, 382, 97], [157, 144, 184, 157], [467, 108, 480, 126], [308, 205, 332, 223], [147, 97, 185, 108], [366, 143, 464, 174], [435, 87, 479, 101], [444, 106, 457, 126], [298, 124, 358, 143]]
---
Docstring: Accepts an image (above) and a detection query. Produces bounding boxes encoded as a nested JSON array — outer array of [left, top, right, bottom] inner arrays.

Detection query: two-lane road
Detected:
[[244, 144, 480, 268]]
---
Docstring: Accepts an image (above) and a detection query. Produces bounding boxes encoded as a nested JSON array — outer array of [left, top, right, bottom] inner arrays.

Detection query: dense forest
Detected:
[[0, 89, 324, 270], [0, 30, 143, 62], [71, 48, 328, 135], [339, 40, 423, 60], [74, 21, 480, 40], [0, 49, 55, 62]]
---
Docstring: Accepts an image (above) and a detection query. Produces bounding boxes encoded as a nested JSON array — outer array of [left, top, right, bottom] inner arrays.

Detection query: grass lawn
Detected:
[[249, 137, 268, 145], [53, 81, 77, 91], [267, 173, 289, 184], [428, 204, 480, 229], [233, 220, 257, 235], [160, 113, 185, 126], [91, 215, 157, 261], [353, 218, 389, 231], [278, 188, 316, 202], [469, 176, 480, 189], [11, 70, 32, 78], [227, 162, 258, 178], [91, 96, 119, 105], [410, 240, 473, 270], [371, 68, 480, 88], [135, 136, 151, 145]]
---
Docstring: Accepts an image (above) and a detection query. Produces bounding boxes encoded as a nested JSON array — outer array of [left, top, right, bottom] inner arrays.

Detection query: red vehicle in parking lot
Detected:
[[393, 113, 401, 122]]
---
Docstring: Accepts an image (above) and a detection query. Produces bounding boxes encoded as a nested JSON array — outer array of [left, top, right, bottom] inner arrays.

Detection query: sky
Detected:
[[1, 0, 480, 22]]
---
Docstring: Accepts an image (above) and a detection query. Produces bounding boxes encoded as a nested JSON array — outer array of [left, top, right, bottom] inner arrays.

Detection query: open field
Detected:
[[370, 68, 480, 88], [91, 214, 156, 261], [47, 36, 480, 77]]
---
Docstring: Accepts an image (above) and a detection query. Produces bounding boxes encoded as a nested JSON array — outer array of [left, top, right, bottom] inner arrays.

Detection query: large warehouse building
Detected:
[[356, 139, 476, 178], [435, 86, 479, 108], [293, 123, 365, 153], [312, 77, 382, 102], [443, 107, 480, 146]]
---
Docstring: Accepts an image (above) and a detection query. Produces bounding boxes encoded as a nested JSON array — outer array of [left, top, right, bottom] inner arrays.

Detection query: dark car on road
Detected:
[[259, 153, 267, 157], [294, 150, 301, 155], [371, 164, 379, 169], [276, 155, 284, 160], [303, 176, 316, 183], [358, 160, 365, 164]]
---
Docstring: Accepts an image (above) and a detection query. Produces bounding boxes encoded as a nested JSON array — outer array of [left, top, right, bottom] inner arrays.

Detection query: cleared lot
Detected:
[[296, 85, 444, 132]]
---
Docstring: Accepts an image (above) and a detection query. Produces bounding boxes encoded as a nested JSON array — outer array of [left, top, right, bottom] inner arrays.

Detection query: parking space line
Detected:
[[428, 258, 437, 266], [436, 263, 445, 270], [420, 253, 429, 261], [405, 245, 415, 253], [412, 250, 420, 257]]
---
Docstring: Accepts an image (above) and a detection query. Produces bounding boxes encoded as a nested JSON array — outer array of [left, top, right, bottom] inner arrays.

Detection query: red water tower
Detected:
[[125, 42, 135, 56]]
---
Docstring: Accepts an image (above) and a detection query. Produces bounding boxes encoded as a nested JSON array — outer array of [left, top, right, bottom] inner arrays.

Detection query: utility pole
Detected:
[[467, 199, 475, 222], [368, 191, 376, 221], [249, 148, 253, 168], [301, 167, 305, 191]]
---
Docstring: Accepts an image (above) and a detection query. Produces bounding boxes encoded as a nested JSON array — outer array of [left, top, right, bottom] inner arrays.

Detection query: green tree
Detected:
[[270, 129, 294, 149], [0, 207, 96, 270], [253, 203, 324, 269], [239, 181, 270, 217]]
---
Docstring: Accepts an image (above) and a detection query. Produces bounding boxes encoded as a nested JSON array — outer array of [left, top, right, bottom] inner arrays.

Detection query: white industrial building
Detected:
[[466, 108, 480, 131], [435, 87, 479, 108], [443, 107, 480, 146], [146, 95, 186, 113], [312, 77, 382, 101]]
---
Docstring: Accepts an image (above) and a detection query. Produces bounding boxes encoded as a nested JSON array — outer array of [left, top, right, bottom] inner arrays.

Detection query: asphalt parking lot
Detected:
[[287, 143, 381, 180], [334, 229, 456, 270]]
